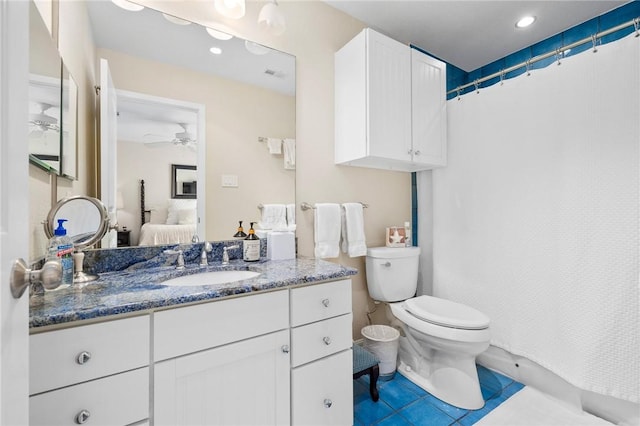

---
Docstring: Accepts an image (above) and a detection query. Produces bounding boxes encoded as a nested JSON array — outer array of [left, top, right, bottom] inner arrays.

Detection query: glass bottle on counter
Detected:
[[243, 222, 260, 262]]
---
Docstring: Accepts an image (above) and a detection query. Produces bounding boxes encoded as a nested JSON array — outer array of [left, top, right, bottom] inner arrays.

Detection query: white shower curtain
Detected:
[[431, 34, 639, 402]]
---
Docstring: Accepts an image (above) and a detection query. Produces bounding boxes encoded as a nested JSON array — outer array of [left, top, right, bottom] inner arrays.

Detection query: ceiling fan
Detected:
[[29, 103, 60, 138], [143, 123, 197, 150]]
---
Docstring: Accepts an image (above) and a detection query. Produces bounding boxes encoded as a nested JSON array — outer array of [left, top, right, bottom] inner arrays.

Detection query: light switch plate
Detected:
[[221, 174, 238, 187]]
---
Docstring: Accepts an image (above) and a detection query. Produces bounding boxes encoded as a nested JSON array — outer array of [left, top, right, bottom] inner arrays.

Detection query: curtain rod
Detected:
[[447, 17, 640, 96]]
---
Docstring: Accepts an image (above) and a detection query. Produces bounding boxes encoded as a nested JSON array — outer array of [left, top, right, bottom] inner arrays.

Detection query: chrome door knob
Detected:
[[321, 298, 330, 307], [281, 345, 290, 353], [10, 258, 62, 298], [324, 399, 333, 408], [323, 336, 332, 345]]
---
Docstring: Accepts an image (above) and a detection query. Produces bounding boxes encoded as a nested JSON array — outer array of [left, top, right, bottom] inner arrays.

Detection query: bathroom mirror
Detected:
[[28, 0, 62, 174], [60, 64, 78, 179], [87, 1, 296, 246], [43, 196, 110, 250], [171, 164, 197, 199]]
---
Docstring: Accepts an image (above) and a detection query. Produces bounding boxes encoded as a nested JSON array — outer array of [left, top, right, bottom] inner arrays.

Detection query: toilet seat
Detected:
[[404, 296, 490, 330]]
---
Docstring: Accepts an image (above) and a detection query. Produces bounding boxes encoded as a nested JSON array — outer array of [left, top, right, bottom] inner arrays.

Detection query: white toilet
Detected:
[[366, 246, 491, 410]]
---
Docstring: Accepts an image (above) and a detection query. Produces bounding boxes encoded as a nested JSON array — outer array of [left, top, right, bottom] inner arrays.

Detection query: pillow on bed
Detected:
[[149, 208, 168, 224], [166, 199, 197, 225], [177, 209, 197, 225]]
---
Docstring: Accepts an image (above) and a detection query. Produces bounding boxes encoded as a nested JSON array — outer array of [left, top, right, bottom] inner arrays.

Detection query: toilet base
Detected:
[[397, 358, 485, 410]]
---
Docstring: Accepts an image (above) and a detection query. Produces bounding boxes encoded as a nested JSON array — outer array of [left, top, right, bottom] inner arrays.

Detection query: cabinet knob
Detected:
[[75, 409, 91, 424], [381, 261, 391, 267], [323, 336, 332, 345], [324, 399, 333, 408], [321, 298, 330, 307], [281, 345, 290, 353], [407, 149, 413, 155], [76, 351, 91, 365], [414, 150, 421, 155]]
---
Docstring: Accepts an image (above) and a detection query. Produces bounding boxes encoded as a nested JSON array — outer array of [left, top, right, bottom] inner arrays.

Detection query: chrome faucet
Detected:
[[222, 245, 240, 265], [164, 249, 185, 270], [200, 241, 213, 266]]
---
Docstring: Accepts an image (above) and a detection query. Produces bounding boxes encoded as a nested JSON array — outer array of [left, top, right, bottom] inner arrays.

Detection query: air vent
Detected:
[[264, 68, 285, 79]]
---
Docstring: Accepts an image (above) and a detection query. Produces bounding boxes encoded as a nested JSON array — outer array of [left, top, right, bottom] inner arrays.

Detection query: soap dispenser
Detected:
[[233, 221, 247, 239], [243, 222, 260, 262], [47, 219, 74, 287]]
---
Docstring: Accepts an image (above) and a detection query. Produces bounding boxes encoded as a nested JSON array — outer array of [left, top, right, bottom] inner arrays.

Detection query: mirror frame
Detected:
[[44, 196, 110, 249], [171, 164, 197, 200]]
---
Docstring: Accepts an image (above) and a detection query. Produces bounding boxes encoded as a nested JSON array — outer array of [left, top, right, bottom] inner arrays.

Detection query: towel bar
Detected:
[[301, 201, 368, 211]]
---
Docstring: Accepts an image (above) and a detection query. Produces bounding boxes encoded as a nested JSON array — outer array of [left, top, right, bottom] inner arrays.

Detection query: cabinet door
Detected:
[[154, 330, 290, 426], [291, 349, 353, 426], [367, 29, 412, 162], [411, 49, 447, 167]]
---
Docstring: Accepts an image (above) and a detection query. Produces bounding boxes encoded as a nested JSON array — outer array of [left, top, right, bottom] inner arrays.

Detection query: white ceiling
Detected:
[[324, 0, 630, 71]]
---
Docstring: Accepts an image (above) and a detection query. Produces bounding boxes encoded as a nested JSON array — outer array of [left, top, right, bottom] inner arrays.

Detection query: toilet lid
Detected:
[[404, 296, 490, 330]]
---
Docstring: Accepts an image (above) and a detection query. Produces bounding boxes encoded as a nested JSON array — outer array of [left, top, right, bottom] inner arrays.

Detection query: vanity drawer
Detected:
[[290, 279, 352, 327], [30, 367, 149, 426], [154, 289, 289, 361], [291, 349, 353, 426], [30, 315, 150, 395], [291, 313, 352, 367]]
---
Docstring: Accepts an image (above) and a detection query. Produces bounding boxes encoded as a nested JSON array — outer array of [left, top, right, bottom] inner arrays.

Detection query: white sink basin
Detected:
[[162, 270, 260, 287]]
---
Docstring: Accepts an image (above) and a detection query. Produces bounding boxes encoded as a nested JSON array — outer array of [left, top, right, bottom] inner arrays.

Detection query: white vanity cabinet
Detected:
[[335, 28, 447, 172], [290, 279, 353, 425], [153, 290, 291, 426], [29, 315, 150, 426]]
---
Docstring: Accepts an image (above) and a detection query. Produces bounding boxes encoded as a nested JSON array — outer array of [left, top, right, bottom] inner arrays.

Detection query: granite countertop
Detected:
[[29, 257, 358, 329]]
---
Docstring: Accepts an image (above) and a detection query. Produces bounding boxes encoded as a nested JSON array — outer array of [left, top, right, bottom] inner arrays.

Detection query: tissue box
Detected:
[[385, 227, 406, 247], [267, 231, 296, 260]]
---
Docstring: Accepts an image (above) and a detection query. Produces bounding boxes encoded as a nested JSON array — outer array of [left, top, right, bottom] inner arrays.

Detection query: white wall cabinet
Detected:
[[335, 28, 447, 172]]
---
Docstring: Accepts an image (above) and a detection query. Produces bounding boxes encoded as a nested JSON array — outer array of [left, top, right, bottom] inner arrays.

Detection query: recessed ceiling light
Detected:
[[516, 16, 536, 28], [111, 0, 144, 12], [209, 47, 223, 55]]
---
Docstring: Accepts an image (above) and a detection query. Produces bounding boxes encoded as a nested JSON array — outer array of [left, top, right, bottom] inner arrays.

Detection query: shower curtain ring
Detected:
[[499, 70, 506, 85], [474, 79, 480, 94], [555, 48, 562, 66], [591, 34, 598, 53], [456, 86, 462, 101], [634, 18, 640, 37], [526, 59, 532, 76]]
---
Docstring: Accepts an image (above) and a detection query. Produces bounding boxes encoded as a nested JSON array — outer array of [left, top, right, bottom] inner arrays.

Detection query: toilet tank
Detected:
[[366, 246, 420, 302]]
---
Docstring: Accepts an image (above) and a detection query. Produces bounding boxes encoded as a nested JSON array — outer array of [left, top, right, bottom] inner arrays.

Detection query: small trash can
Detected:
[[361, 325, 400, 380]]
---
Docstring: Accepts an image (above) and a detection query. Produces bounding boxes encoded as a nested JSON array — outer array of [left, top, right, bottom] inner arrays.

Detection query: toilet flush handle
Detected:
[[381, 261, 391, 267]]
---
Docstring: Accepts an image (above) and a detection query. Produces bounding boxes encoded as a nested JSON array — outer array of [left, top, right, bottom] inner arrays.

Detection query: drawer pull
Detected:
[[76, 351, 92, 365], [75, 409, 91, 424], [321, 298, 330, 307], [324, 398, 333, 408], [281, 345, 290, 353], [323, 336, 332, 345]]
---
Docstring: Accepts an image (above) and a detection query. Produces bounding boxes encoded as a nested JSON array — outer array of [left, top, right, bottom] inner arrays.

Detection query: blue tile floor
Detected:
[[353, 365, 525, 426]]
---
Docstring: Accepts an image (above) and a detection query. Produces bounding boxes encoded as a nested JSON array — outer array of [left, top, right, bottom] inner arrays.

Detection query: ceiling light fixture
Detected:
[[162, 13, 192, 25], [258, 0, 286, 36], [244, 40, 270, 55], [209, 47, 223, 55], [516, 16, 536, 28], [206, 25, 234, 41], [111, 0, 144, 12], [214, 0, 245, 19]]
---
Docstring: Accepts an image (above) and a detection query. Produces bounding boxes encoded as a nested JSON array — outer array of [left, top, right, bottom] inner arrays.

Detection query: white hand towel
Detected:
[[267, 138, 282, 155], [341, 203, 367, 257], [258, 204, 287, 231], [283, 138, 295, 170], [314, 203, 341, 259], [286, 203, 296, 231]]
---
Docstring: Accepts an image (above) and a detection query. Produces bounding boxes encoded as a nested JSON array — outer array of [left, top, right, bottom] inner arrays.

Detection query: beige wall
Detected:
[[28, 0, 97, 261], [100, 48, 296, 241], [29, 0, 411, 338]]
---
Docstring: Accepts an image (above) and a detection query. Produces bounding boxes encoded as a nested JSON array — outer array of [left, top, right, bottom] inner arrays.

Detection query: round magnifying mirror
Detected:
[[43, 196, 110, 283]]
